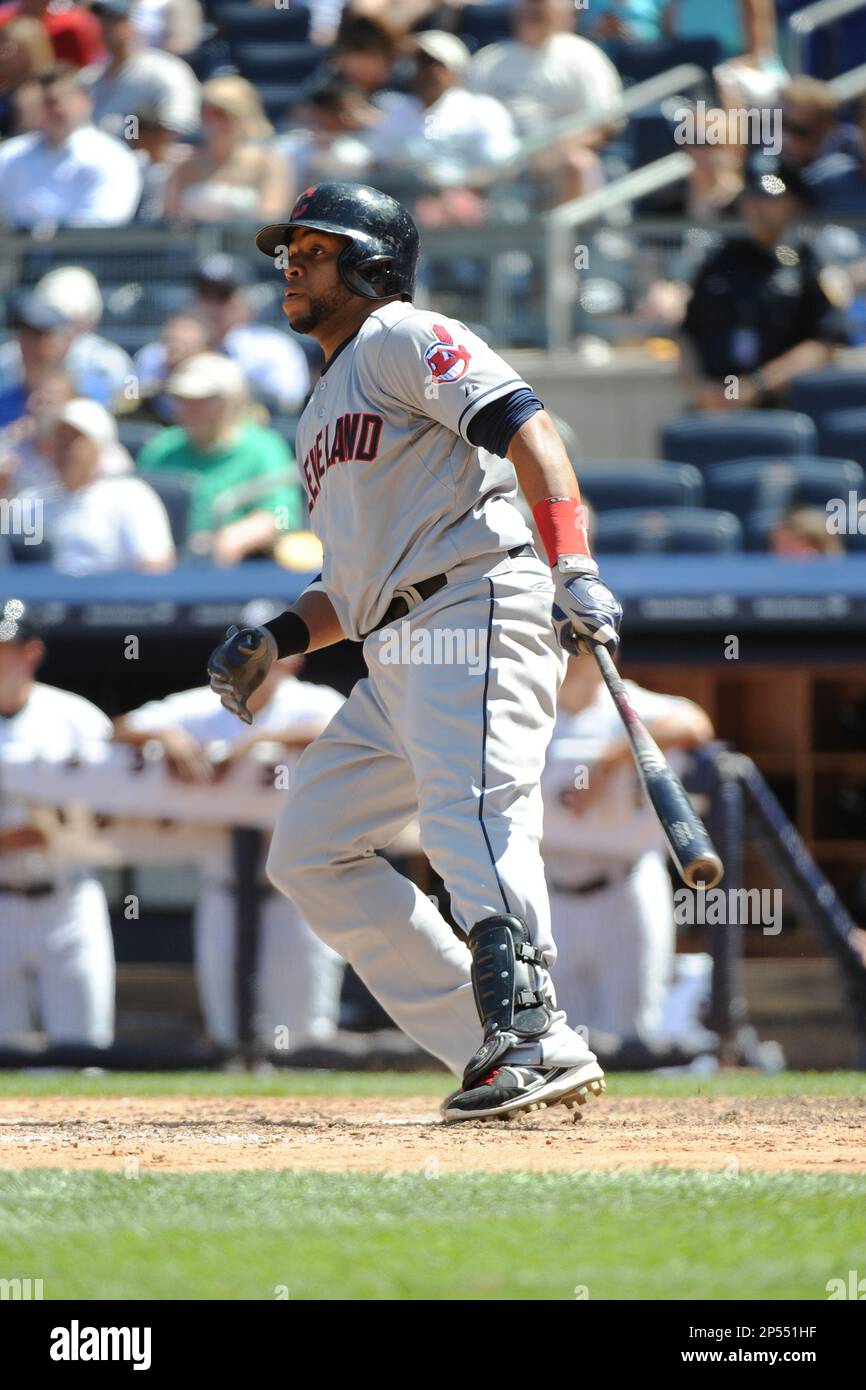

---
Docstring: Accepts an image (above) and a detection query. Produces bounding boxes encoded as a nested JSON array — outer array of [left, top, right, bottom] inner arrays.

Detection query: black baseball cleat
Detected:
[[441, 1060, 605, 1123]]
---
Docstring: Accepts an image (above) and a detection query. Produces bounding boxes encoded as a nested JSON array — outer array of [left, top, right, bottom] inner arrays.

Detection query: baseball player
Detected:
[[207, 182, 623, 1121], [543, 653, 714, 1040], [0, 599, 115, 1048], [114, 647, 345, 1054]]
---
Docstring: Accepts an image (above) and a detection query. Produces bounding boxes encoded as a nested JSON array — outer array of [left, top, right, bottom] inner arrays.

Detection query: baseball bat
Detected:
[[590, 642, 724, 890]]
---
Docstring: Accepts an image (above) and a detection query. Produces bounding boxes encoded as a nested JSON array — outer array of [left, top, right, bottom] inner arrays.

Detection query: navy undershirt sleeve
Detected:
[[466, 388, 544, 457]]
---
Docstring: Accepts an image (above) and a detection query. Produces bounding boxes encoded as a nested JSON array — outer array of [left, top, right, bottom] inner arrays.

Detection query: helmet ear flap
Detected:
[[338, 246, 396, 299]]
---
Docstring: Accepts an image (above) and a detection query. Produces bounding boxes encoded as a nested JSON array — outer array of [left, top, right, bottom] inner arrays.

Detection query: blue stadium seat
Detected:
[[607, 36, 722, 83], [788, 370, 866, 419], [576, 461, 703, 511], [703, 457, 864, 518], [457, 4, 515, 46], [215, 2, 310, 43], [817, 408, 866, 466], [630, 109, 678, 167], [660, 411, 818, 467], [258, 81, 307, 125], [593, 507, 743, 554], [138, 470, 198, 551], [231, 42, 322, 84]]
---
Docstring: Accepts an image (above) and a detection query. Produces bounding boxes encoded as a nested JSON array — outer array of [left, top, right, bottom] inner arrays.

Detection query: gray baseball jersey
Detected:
[[296, 300, 533, 639]]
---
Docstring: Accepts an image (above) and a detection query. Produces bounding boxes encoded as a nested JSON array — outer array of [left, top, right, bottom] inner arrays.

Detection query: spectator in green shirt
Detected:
[[137, 352, 304, 565]]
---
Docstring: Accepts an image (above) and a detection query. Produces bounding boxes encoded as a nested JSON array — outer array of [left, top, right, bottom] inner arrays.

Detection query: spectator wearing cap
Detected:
[[0, 63, 142, 228], [30, 266, 133, 407], [82, 0, 200, 141], [0, 368, 133, 505], [135, 254, 311, 414], [0, 273, 132, 423], [0, 0, 104, 70], [163, 75, 288, 225], [366, 31, 516, 181], [681, 158, 851, 411], [0, 14, 54, 137], [137, 353, 305, 567], [0, 294, 74, 429], [21, 398, 175, 574], [469, 0, 622, 203]]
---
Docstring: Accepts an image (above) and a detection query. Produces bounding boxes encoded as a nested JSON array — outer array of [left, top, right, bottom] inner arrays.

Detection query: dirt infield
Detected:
[[0, 1093, 863, 1173]]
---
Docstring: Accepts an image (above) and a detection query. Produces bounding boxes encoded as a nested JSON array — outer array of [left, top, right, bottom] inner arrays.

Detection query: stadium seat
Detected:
[[138, 470, 198, 551], [231, 42, 322, 84], [788, 370, 866, 419], [703, 457, 864, 519], [215, 2, 310, 44], [576, 461, 704, 511], [660, 411, 818, 467], [607, 36, 722, 84], [817, 408, 866, 466], [257, 82, 308, 125], [593, 507, 743, 554], [118, 420, 163, 458], [457, 3, 514, 46]]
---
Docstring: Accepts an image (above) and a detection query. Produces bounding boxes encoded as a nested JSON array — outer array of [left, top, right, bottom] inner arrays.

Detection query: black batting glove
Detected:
[[207, 625, 278, 725]]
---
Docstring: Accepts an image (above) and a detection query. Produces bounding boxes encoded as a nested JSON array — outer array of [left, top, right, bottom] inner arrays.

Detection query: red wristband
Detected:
[[532, 496, 592, 568]]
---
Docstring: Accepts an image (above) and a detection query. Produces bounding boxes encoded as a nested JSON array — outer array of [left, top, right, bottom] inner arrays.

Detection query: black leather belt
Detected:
[[369, 543, 536, 634], [551, 864, 640, 896], [0, 882, 56, 899]]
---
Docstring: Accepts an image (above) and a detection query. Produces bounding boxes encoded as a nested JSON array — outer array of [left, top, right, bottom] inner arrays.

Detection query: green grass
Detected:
[[0, 1069, 862, 1099], [1, 1169, 863, 1300]]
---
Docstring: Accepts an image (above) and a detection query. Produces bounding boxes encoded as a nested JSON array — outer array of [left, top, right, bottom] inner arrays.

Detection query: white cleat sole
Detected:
[[442, 1064, 606, 1124]]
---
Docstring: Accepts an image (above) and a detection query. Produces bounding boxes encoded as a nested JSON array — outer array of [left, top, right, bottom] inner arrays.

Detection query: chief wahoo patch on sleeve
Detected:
[[424, 322, 472, 383]]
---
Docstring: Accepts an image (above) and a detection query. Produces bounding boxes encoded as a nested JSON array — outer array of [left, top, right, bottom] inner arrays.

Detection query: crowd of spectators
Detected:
[[0, 0, 864, 572]]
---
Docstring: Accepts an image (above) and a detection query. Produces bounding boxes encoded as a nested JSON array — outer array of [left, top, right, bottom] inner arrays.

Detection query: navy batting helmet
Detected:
[[255, 182, 419, 301]]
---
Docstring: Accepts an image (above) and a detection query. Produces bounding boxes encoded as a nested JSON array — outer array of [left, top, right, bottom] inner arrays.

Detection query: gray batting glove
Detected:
[[552, 557, 622, 655], [207, 625, 278, 725]]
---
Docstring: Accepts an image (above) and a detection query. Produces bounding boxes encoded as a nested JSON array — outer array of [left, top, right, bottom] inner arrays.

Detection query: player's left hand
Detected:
[[552, 562, 622, 655]]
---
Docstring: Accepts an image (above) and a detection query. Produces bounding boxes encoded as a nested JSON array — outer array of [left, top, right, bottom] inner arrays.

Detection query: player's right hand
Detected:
[[552, 563, 622, 656], [207, 625, 278, 725]]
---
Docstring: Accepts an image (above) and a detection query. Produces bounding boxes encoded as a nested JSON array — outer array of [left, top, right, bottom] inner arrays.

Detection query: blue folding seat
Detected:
[[593, 507, 743, 554], [231, 42, 322, 84], [703, 456, 864, 517], [788, 370, 866, 418], [216, 3, 310, 43], [817, 408, 866, 467], [661, 410, 817, 467], [577, 461, 703, 511]]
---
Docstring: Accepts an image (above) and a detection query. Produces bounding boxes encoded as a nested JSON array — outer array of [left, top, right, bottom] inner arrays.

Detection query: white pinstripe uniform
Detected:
[[0, 684, 115, 1046], [122, 676, 346, 1050], [541, 681, 692, 1039]]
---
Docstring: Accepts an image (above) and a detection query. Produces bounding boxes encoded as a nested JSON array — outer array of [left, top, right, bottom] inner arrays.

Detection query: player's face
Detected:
[[282, 228, 355, 336]]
